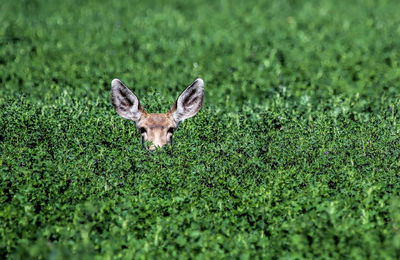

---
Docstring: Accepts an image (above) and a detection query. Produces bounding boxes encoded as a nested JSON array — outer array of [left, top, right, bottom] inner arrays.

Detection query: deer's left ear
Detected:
[[111, 79, 144, 122], [169, 78, 204, 123]]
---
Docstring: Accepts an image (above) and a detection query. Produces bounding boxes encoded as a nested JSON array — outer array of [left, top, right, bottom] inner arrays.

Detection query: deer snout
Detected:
[[144, 129, 171, 151], [148, 144, 157, 151]]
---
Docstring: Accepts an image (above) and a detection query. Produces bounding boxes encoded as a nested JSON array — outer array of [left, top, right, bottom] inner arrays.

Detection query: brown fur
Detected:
[[111, 78, 204, 151], [137, 113, 176, 151]]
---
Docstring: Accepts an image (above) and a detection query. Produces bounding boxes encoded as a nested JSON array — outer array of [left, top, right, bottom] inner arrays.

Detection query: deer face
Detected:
[[111, 78, 204, 151]]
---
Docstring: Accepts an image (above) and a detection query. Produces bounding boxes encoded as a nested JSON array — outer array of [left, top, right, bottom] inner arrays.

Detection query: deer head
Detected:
[[111, 78, 204, 151]]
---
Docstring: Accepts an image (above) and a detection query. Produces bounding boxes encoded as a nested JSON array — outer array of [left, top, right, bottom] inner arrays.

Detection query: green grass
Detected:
[[1, 0, 400, 258]]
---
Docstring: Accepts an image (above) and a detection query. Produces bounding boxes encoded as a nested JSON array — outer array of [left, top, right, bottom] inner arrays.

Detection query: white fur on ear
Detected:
[[171, 78, 204, 123], [111, 79, 143, 122]]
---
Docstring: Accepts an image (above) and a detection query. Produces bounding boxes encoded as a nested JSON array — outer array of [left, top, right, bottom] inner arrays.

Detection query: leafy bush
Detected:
[[1, 0, 400, 258]]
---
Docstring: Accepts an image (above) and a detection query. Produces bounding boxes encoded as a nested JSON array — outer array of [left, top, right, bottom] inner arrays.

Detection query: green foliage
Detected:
[[1, 0, 400, 258]]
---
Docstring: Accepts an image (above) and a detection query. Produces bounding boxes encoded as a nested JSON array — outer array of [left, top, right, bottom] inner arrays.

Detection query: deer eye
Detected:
[[139, 127, 146, 134]]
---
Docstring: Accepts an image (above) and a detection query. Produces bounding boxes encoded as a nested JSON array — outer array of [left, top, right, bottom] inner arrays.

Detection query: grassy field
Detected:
[[1, 0, 400, 258]]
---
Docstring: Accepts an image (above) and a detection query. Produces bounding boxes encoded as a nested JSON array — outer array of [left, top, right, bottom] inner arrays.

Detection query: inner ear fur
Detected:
[[111, 79, 145, 122], [170, 78, 204, 123]]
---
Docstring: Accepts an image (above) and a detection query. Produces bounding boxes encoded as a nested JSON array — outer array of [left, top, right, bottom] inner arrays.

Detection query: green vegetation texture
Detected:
[[1, 0, 400, 258]]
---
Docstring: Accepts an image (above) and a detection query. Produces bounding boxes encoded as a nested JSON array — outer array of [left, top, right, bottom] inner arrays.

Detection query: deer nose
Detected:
[[148, 144, 157, 151], [148, 141, 163, 151]]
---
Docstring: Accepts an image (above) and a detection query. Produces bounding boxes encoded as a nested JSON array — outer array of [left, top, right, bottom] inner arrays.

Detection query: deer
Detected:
[[111, 78, 204, 151]]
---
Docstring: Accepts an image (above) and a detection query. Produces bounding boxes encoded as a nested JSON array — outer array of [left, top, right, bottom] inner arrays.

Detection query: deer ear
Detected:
[[111, 79, 144, 122], [170, 78, 204, 123]]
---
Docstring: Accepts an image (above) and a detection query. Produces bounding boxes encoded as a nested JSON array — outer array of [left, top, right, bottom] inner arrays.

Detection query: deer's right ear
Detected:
[[169, 78, 204, 123], [111, 79, 144, 122]]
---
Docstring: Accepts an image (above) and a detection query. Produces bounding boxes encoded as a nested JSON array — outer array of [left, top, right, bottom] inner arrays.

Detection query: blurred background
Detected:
[[1, 0, 400, 110], [2, 1, 400, 258]]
